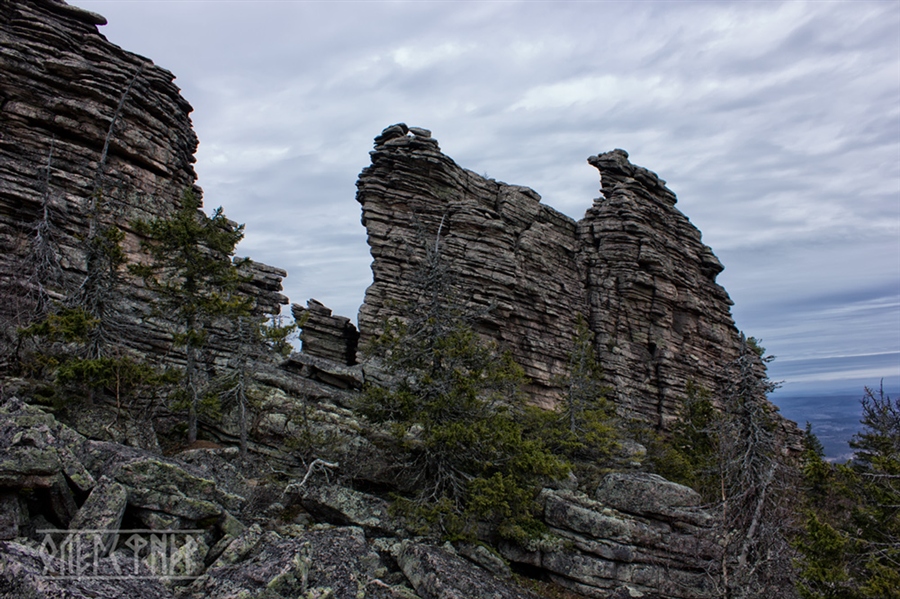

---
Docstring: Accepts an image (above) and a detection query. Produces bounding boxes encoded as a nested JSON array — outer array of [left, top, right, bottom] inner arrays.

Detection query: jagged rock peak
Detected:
[[373, 122, 439, 151], [0, 0, 287, 363], [357, 124, 584, 407], [589, 148, 678, 206], [357, 124, 749, 425]]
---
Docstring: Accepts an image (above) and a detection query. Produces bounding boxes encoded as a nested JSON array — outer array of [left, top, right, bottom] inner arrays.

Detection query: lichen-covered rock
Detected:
[[187, 525, 385, 599], [500, 487, 720, 599], [395, 540, 542, 599], [0, 492, 26, 540], [0, 396, 243, 540], [291, 483, 403, 537], [76, 438, 244, 514], [0, 397, 94, 527], [0, 540, 173, 599], [67, 476, 126, 554], [594, 471, 709, 524], [453, 542, 512, 579], [0, 397, 81, 489], [172, 446, 253, 503]]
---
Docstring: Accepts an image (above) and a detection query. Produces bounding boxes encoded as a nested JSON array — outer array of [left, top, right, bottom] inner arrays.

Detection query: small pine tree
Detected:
[[359, 225, 567, 541], [523, 315, 617, 490], [796, 384, 900, 599], [130, 189, 251, 444], [648, 381, 719, 498], [211, 313, 297, 458]]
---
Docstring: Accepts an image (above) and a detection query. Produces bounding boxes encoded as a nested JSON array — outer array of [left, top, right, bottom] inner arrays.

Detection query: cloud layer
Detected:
[[77, 1, 900, 415]]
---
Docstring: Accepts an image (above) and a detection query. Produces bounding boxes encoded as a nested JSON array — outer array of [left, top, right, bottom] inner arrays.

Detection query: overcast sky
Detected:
[[76, 0, 899, 410]]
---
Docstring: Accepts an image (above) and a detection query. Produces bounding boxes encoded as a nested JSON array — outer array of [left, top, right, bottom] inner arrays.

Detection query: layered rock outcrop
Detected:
[[293, 299, 360, 366], [502, 475, 719, 598], [580, 150, 741, 425], [357, 124, 745, 424], [0, 0, 287, 364], [357, 124, 589, 406], [0, 395, 556, 599]]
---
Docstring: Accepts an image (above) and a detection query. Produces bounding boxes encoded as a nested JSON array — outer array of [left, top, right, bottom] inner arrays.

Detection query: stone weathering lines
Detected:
[[355, 123, 748, 426], [0, 2, 799, 598], [0, 0, 287, 365]]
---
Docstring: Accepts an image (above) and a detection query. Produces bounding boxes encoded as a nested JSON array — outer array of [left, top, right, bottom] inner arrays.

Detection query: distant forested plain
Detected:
[[774, 386, 899, 461]]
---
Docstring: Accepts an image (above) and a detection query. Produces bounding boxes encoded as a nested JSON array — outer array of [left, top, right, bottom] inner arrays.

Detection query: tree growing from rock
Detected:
[[523, 314, 618, 489], [7, 160, 161, 408], [210, 312, 297, 458], [131, 190, 250, 444], [711, 336, 798, 599], [649, 337, 800, 598], [359, 223, 567, 541]]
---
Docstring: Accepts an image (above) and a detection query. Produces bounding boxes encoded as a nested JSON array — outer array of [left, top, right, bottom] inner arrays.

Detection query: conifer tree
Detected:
[[360, 223, 567, 541], [131, 189, 250, 444], [211, 312, 297, 458], [522, 315, 618, 490], [712, 336, 798, 598], [649, 337, 799, 598], [796, 384, 900, 599]]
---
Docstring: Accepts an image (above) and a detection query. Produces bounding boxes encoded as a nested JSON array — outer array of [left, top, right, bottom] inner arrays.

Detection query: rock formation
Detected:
[[0, 394, 723, 599], [293, 299, 360, 366], [357, 124, 746, 424], [0, 3, 796, 599], [0, 0, 287, 365], [580, 150, 741, 426], [502, 476, 720, 598]]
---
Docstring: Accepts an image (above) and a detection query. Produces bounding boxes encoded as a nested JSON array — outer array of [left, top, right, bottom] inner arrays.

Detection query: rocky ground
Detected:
[[0, 346, 720, 599]]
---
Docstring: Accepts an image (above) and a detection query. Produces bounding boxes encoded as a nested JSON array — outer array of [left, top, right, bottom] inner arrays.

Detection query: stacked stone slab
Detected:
[[0, 0, 286, 364], [502, 474, 720, 598], [356, 123, 588, 407], [293, 299, 360, 366], [357, 124, 746, 424], [580, 149, 742, 426]]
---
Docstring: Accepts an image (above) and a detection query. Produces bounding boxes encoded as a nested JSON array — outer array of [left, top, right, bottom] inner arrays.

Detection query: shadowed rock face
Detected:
[[0, 0, 286, 362], [356, 124, 588, 407], [356, 124, 745, 423]]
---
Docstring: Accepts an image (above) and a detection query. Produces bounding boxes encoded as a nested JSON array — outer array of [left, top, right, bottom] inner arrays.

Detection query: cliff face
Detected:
[[357, 124, 744, 425], [0, 0, 286, 359], [0, 0, 197, 223], [580, 150, 741, 426], [356, 124, 587, 407]]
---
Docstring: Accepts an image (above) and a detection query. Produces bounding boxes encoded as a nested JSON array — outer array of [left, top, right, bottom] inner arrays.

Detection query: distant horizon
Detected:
[[770, 376, 899, 460]]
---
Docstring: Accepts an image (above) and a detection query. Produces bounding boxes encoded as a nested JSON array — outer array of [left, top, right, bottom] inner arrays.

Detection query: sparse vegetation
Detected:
[[358, 230, 569, 542], [130, 189, 252, 443], [795, 383, 900, 599]]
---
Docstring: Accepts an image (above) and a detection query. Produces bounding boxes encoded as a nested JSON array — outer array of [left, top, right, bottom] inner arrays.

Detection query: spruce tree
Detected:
[[522, 315, 618, 490], [359, 225, 567, 541], [131, 189, 250, 444], [796, 384, 900, 599]]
